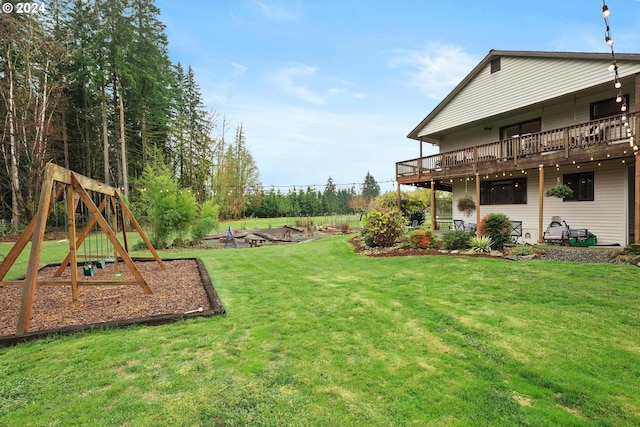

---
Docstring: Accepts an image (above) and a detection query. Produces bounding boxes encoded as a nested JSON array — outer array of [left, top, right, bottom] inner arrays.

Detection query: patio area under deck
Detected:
[[395, 113, 640, 243]]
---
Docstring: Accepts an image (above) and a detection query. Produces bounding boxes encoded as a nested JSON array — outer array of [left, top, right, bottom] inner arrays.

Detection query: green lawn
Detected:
[[1, 235, 639, 426]]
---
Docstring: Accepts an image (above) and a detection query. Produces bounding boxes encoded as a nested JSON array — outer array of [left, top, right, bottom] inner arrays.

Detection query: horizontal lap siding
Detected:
[[441, 84, 637, 152], [422, 57, 640, 138], [542, 161, 626, 245], [451, 160, 627, 245]]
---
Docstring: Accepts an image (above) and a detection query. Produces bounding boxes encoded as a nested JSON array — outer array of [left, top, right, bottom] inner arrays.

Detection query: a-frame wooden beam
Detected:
[[0, 163, 165, 334], [16, 165, 55, 334], [70, 172, 153, 295]]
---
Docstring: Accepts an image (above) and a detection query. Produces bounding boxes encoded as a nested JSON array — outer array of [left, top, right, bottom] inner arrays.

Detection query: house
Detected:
[[396, 50, 640, 246]]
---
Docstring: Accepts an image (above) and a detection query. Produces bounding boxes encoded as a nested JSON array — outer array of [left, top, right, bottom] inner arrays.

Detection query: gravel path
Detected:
[[539, 247, 615, 263]]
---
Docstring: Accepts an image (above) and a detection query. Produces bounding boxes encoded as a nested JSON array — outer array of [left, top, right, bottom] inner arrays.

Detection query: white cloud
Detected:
[[223, 102, 425, 189], [231, 62, 248, 76], [252, 0, 298, 23], [389, 43, 479, 100], [268, 64, 326, 105]]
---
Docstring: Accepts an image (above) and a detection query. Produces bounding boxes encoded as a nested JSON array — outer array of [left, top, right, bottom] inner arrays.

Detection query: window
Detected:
[[490, 57, 501, 73], [500, 118, 541, 140], [480, 178, 527, 205], [563, 172, 594, 201], [591, 95, 628, 120]]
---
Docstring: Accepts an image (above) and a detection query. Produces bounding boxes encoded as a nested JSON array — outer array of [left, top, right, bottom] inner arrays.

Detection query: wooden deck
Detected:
[[396, 113, 637, 185]]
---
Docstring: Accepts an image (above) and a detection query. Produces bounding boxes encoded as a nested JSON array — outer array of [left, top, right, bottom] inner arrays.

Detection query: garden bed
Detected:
[[350, 236, 620, 263], [0, 258, 225, 345]]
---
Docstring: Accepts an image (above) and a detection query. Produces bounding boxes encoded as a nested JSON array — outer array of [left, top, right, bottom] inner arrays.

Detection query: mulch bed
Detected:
[[349, 236, 617, 263], [349, 236, 500, 258], [0, 258, 225, 345]]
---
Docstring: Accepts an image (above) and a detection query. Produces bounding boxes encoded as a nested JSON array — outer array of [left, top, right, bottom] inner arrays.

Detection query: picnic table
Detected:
[[246, 238, 266, 247]]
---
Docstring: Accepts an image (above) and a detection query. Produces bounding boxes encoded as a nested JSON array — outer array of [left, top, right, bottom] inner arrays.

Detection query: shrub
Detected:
[[191, 200, 220, 244], [340, 223, 350, 233], [442, 229, 472, 250], [362, 207, 406, 247], [470, 235, 493, 253], [191, 217, 219, 244], [478, 213, 512, 249], [409, 228, 436, 249], [508, 245, 535, 256], [295, 218, 313, 228], [407, 210, 425, 226]]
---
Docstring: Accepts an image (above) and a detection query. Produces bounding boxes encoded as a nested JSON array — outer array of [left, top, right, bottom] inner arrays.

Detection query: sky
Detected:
[[156, 0, 640, 193]]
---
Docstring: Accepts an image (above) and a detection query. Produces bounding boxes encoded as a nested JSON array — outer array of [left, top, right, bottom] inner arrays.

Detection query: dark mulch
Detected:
[[0, 258, 225, 345]]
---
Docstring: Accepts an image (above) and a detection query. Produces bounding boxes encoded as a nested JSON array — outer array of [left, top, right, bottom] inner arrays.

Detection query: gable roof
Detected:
[[407, 50, 640, 142]]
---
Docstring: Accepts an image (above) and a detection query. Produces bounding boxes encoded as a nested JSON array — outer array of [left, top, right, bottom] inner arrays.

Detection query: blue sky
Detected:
[[156, 0, 640, 193]]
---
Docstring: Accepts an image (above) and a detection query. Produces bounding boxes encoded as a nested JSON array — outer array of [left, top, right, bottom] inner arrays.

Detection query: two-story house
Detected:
[[396, 50, 640, 245]]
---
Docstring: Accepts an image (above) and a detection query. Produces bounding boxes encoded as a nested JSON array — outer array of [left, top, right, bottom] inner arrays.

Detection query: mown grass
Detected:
[[1, 235, 639, 426], [221, 213, 362, 232]]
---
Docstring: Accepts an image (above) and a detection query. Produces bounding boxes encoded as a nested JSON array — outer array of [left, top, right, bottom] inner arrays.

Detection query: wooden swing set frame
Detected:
[[0, 163, 165, 335]]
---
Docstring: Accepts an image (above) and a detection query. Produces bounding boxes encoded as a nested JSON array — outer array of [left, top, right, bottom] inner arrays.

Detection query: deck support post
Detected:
[[475, 174, 480, 228], [430, 180, 436, 231], [538, 165, 544, 243], [635, 153, 640, 243]]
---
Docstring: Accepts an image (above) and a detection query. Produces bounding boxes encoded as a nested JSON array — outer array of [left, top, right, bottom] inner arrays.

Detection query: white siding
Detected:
[[419, 56, 640, 138], [450, 160, 627, 245], [440, 84, 637, 152]]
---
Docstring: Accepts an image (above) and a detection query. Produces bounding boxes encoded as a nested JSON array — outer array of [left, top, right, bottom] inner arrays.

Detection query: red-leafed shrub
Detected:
[[409, 229, 436, 249]]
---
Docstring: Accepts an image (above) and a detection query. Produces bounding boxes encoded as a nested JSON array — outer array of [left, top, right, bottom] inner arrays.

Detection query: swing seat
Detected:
[[95, 259, 106, 269], [83, 264, 95, 276]]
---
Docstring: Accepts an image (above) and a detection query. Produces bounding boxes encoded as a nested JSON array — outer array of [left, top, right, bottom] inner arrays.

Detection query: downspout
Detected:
[[635, 73, 640, 243], [538, 165, 544, 243]]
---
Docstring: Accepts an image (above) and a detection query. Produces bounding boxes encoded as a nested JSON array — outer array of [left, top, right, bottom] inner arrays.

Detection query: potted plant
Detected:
[[457, 196, 476, 217], [545, 185, 574, 199]]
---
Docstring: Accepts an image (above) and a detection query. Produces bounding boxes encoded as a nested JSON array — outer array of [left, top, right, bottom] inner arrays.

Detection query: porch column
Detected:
[[419, 139, 423, 180], [396, 181, 401, 210], [475, 174, 480, 228], [430, 180, 436, 231], [538, 165, 544, 243]]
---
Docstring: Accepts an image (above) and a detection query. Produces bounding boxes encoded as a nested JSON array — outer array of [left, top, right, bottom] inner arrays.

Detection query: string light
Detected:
[[602, 1, 637, 153]]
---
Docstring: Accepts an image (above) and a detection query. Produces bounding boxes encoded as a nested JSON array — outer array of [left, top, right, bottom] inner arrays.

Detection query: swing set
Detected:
[[0, 163, 165, 335]]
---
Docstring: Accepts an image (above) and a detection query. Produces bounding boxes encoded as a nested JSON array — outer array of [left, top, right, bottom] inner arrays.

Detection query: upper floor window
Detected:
[[591, 95, 628, 120], [563, 172, 594, 201], [500, 118, 542, 140], [480, 178, 527, 205]]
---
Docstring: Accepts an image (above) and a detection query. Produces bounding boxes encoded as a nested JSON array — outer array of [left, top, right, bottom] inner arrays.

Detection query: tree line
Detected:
[[0, 0, 228, 232], [0, 0, 384, 233]]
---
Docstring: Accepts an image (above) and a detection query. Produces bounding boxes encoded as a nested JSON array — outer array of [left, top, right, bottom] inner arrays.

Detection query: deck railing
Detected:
[[396, 112, 637, 179]]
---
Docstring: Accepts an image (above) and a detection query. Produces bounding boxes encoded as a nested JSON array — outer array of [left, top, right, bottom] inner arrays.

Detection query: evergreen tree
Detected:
[[323, 177, 338, 214], [362, 172, 380, 203]]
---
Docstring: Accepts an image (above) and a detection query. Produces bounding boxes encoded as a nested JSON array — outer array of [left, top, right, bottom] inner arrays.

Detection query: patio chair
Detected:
[[511, 221, 523, 244], [453, 220, 465, 231], [464, 223, 477, 235], [542, 219, 570, 245]]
